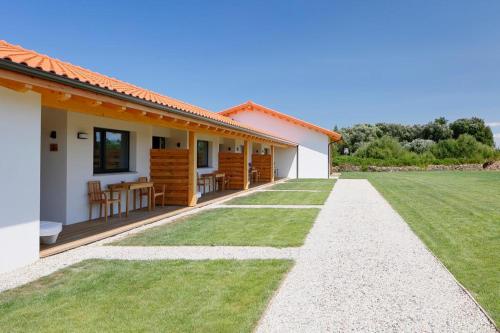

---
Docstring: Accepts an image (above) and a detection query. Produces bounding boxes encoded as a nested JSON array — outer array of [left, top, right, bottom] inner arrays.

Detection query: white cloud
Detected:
[[487, 122, 500, 127], [494, 133, 500, 148]]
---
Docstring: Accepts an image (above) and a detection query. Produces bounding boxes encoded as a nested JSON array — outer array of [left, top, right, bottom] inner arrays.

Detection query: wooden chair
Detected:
[[252, 169, 261, 183], [88, 181, 121, 223], [152, 183, 166, 209], [197, 173, 209, 195], [136, 176, 149, 209], [214, 172, 229, 191]]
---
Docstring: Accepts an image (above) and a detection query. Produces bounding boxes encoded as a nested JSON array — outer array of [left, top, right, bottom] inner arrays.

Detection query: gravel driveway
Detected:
[[256, 179, 495, 332]]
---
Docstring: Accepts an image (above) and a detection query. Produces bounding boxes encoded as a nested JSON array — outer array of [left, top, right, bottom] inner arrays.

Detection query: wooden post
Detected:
[[188, 131, 197, 206], [270, 145, 275, 182], [243, 140, 250, 190]]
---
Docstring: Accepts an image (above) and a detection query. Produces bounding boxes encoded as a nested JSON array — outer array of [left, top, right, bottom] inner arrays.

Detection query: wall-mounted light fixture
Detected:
[[77, 132, 88, 139]]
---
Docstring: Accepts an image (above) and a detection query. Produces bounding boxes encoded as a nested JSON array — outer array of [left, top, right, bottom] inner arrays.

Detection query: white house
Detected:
[[0, 40, 340, 274], [220, 101, 341, 179]]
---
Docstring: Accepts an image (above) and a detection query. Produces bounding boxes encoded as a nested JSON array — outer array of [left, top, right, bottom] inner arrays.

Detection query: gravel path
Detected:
[[256, 179, 495, 332]]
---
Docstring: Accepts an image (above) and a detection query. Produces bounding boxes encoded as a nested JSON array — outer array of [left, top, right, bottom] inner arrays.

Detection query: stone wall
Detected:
[[332, 161, 500, 173]]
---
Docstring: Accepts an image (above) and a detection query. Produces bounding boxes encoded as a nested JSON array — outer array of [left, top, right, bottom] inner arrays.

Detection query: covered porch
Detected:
[[39, 181, 274, 257], [0, 69, 295, 262], [0, 42, 298, 273]]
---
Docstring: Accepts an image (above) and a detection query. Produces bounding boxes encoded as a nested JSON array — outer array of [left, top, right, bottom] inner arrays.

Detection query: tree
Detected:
[[449, 117, 494, 147], [338, 124, 381, 153], [375, 123, 423, 142], [421, 118, 453, 142]]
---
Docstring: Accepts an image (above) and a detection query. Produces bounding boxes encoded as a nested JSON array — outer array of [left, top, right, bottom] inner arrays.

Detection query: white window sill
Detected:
[[93, 171, 138, 176]]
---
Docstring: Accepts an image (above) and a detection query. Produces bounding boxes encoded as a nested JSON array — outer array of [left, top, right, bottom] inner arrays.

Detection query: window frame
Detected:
[[197, 140, 209, 168], [93, 127, 130, 174], [152, 136, 166, 149]]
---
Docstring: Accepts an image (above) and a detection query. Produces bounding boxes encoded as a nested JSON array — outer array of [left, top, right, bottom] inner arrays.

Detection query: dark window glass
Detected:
[[93, 128, 130, 173], [93, 131, 101, 170], [152, 136, 166, 149], [197, 140, 209, 168]]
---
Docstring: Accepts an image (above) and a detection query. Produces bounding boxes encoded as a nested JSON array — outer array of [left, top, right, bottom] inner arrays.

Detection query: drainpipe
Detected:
[[328, 141, 334, 179], [328, 137, 342, 179], [296, 145, 299, 179]]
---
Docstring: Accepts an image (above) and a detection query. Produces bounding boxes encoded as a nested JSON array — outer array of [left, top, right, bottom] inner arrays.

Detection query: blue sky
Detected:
[[2, 1, 499, 145]]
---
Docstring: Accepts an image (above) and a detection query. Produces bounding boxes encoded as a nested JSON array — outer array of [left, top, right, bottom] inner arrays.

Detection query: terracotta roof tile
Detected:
[[0, 40, 296, 145], [220, 101, 341, 141]]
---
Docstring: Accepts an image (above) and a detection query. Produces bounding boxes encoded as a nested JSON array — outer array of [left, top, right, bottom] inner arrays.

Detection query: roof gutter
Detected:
[[0, 59, 296, 147]]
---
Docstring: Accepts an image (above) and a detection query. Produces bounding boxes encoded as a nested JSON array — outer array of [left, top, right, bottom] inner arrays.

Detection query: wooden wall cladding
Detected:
[[150, 149, 189, 205], [218, 152, 245, 189], [252, 154, 272, 182]]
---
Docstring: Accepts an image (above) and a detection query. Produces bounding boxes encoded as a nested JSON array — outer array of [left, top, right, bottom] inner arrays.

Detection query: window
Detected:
[[152, 136, 166, 149], [93, 128, 130, 173], [197, 140, 209, 168]]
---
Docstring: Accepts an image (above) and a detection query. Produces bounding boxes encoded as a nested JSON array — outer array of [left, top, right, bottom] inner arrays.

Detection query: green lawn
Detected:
[[114, 208, 319, 247], [0, 259, 292, 333], [342, 171, 500, 325], [227, 191, 330, 205], [270, 180, 335, 191]]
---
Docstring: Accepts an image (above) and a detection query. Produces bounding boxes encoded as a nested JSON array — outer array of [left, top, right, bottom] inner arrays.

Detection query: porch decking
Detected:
[[40, 182, 271, 257]]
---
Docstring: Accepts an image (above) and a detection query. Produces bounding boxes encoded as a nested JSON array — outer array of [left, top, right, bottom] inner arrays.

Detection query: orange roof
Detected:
[[220, 101, 341, 141], [0, 40, 297, 145]]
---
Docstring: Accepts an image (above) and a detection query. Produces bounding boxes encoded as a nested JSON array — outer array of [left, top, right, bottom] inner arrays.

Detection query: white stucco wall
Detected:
[[39, 110, 196, 225], [227, 110, 330, 178], [275, 146, 298, 178], [0, 87, 41, 273], [65, 112, 154, 224], [41, 107, 67, 223]]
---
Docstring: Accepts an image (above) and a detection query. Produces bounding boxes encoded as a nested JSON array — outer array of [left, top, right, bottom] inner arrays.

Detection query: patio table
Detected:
[[200, 172, 226, 192], [108, 181, 153, 216]]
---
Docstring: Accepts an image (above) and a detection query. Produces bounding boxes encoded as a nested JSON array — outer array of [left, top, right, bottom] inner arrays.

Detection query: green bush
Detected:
[[355, 136, 405, 159], [431, 134, 496, 159], [449, 117, 494, 146], [332, 134, 498, 168], [404, 139, 435, 154]]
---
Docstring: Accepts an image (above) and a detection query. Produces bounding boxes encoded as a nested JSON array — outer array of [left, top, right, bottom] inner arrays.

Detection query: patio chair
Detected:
[[136, 176, 149, 209], [87, 181, 121, 223], [214, 171, 229, 191], [152, 183, 166, 209], [197, 172, 210, 195]]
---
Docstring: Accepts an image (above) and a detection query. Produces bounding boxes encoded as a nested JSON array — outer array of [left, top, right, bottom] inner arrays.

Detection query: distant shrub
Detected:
[[421, 117, 453, 142], [449, 117, 494, 146], [338, 124, 381, 153], [404, 139, 435, 154], [355, 136, 405, 159], [431, 134, 496, 160]]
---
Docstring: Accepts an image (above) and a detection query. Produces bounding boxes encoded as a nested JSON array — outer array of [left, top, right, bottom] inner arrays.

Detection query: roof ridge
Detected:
[[220, 101, 341, 140]]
